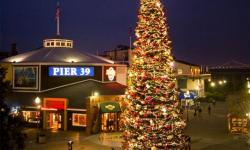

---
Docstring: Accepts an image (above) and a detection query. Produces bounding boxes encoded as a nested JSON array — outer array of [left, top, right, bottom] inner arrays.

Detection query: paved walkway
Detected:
[[23, 101, 250, 150], [184, 101, 249, 150]]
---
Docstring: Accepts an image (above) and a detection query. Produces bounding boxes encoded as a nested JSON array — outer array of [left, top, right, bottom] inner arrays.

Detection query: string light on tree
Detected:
[[123, 0, 186, 149]]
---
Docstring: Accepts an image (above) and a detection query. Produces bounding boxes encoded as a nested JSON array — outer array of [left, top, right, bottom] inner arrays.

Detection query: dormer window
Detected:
[[43, 39, 73, 48]]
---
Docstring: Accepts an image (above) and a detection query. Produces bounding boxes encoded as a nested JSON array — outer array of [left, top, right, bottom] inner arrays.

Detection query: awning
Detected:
[[99, 101, 121, 113]]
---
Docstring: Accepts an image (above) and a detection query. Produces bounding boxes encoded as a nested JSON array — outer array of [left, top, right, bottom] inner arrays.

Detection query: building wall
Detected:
[[116, 66, 127, 86], [41, 65, 103, 90]]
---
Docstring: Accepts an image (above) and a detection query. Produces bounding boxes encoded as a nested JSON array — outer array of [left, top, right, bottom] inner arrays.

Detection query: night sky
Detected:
[[1, 0, 249, 65]]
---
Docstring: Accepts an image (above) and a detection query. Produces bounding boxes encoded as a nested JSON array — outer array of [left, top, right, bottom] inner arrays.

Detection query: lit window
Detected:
[[22, 111, 40, 123], [72, 113, 87, 127], [56, 42, 60, 46], [177, 69, 183, 75], [61, 42, 65, 46], [47, 42, 50, 46], [51, 42, 54, 46]]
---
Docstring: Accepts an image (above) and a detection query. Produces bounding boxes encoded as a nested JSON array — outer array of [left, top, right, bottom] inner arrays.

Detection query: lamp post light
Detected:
[[184, 91, 190, 122], [210, 82, 216, 87], [34, 97, 41, 129]]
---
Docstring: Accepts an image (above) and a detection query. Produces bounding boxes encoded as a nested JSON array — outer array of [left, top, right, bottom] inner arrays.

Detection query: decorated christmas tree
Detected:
[[123, 0, 186, 149]]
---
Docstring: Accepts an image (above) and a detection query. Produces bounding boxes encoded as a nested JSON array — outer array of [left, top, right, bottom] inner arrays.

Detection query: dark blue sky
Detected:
[[1, 0, 250, 65]]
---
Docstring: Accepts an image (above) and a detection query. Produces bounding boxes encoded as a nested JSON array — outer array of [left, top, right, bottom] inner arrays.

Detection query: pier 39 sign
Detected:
[[48, 66, 94, 77]]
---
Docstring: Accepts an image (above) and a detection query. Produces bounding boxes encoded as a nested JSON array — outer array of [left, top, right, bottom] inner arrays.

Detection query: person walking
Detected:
[[208, 105, 211, 116], [194, 108, 197, 117], [198, 107, 202, 115]]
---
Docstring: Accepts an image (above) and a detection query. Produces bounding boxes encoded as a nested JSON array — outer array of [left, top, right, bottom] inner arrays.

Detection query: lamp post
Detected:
[[247, 78, 250, 94], [34, 97, 41, 129], [186, 101, 189, 122], [184, 91, 190, 122]]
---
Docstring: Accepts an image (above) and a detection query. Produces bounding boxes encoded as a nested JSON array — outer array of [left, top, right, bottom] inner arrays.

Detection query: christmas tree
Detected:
[[123, 0, 186, 149]]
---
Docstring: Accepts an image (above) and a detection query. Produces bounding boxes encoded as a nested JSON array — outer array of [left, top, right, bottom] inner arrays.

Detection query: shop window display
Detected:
[[22, 111, 40, 123], [72, 113, 86, 127]]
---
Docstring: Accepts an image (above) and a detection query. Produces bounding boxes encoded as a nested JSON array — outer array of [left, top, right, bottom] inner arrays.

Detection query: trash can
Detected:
[[37, 132, 47, 144]]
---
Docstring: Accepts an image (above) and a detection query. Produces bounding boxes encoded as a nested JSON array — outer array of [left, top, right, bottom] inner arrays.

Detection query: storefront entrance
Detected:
[[101, 113, 120, 132], [43, 98, 67, 131], [46, 112, 62, 130], [99, 101, 121, 132]]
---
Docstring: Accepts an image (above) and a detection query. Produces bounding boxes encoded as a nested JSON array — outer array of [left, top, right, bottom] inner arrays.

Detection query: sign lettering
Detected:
[[49, 67, 94, 77]]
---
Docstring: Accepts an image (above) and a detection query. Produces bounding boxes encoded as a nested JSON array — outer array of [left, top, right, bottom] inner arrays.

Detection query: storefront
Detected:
[[1, 37, 127, 133], [99, 101, 121, 132]]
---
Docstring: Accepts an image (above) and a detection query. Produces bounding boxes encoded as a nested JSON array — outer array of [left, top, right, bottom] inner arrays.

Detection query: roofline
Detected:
[[175, 59, 200, 67], [7, 62, 127, 67]]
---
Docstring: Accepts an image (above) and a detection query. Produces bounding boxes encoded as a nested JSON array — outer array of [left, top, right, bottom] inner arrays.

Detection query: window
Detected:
[[51, 42, 54, 46], [13, 66, 38, 89], [61, 42, 65, 46], [22, 111, 40, 123], [177, 69, 183, 75], [46, 42, 50, 46], [56, 42, 60, 46], [177, 78, 187, 89], [72, 113, 87, 127]]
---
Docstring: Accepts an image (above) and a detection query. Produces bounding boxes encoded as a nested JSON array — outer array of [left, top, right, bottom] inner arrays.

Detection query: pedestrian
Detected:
[[208, 105, 211, 116], [198, 107, 202, 115], [106, 119, 110, 131], [194, 109, 197, 117]]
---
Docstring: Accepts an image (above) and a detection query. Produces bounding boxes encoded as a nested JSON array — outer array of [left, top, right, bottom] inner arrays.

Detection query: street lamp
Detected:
[[34, 97, 41, 129], [210, 82, 216, 87], [184, 91, 190, 122], [247, 79, 250, 94], [93, 91, 99, 97]]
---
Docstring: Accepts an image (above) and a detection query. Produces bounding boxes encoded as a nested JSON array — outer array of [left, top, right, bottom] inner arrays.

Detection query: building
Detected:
[[1, 37, 127, 134], [173, 60, 210, 97], [103, 48, 210, 97]]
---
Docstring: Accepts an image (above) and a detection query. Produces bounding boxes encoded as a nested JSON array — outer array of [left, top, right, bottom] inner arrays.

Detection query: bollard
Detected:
[[68, 140, 74, 150]]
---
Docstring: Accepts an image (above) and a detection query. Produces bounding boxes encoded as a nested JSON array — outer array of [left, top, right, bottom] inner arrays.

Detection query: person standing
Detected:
[[194, 108, 197, 117], [208, 105, 211, 116]]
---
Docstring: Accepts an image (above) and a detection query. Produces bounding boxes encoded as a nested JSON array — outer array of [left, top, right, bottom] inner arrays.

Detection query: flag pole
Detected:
[[56, 1, 60, 36], [129, 27, 132, 50]]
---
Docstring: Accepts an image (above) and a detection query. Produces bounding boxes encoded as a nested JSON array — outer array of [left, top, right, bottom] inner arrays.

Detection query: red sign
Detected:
[[44, 98, 67, 110]]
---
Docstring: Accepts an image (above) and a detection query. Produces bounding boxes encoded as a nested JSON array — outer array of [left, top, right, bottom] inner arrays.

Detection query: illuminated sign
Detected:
[[49, 67, 94, 77], [106, 67, 116, 81], [44, 98, 67, 110], [105, 105, 115, 111]]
